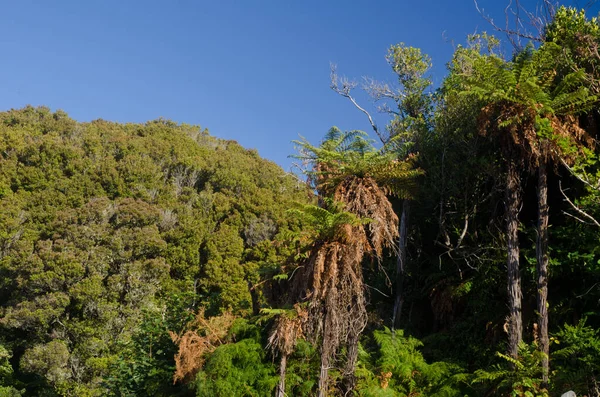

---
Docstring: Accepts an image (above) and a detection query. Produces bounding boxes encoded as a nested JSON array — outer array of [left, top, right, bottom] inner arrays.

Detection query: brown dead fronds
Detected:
[[479, 102, 593, 170], [169, 308, 235, 384], [380, 371, 393, 389], [479, 102, 539, 168], [334, 176, 399, 261], [289, 178, 398, 394], [268, 304, 308, 357]]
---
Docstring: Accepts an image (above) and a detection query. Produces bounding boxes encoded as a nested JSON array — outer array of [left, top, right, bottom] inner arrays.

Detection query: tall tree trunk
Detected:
[[318, 312, 334, 397], [318, 356, 329, 397], [506, 158, 523, 359], [342, 332, 359, 394], [537, 160, 550, 387], [392, 200, 410, 329], [276, 354, 287, 397]]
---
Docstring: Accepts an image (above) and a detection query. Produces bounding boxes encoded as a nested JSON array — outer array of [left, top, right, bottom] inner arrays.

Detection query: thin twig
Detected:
[[559, 181, 600, 227], [562, 210, 591, 224], [474, 0, 544, 50], [560, 158, 600, 191], [576, 282, 599, 298], [364, 283, 391, 298]]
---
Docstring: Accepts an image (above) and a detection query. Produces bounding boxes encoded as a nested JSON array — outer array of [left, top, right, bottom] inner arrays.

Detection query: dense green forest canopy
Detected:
[[0, 107, 307, 396], [2, 4, 600, 397]]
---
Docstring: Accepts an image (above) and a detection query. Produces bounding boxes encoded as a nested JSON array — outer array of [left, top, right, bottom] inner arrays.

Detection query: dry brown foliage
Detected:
[[289, 174, 400, 394], [478, 102, 592, 169], [268, 304, 308, 357], [549, 114, 594, 164], [479, 102, 540, 167], [380, 371, 393, 389], [287, 219, 370, 394], [293, 236, 369, 349], [169, 308, 235, 384], [334, 176, 399, 261]]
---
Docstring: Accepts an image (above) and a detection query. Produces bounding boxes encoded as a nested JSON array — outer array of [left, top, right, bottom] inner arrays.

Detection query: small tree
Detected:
[[290, 128, 420, 396]]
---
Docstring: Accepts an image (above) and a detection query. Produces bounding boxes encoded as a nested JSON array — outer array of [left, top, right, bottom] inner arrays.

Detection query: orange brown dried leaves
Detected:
[[170, 309, 235, 384]]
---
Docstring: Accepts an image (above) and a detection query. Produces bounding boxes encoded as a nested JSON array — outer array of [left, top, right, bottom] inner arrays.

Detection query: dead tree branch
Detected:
[[559, 181, 600, 227], [560, 158, 600, 191], [474, 0, 550, 50], [362, 76, 405, 103], [330, 63, 386, 144]]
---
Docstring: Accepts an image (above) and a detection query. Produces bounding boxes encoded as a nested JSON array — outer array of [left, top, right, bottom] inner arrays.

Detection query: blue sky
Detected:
[[1, 1, 598, 170]]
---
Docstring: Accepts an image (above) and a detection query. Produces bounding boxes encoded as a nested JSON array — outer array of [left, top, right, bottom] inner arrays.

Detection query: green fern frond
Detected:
[[287, 199, 367, 241], [322, 126, 342, 143], [294, 128, 421, 198], [496, 352, 525, 370], [552, 86, 596, 114], [472, 366, 511, 383]]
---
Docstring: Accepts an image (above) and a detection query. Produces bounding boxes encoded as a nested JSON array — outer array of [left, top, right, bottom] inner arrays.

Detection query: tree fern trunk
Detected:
[[506, 158, 523, 359], [342, 332, 359, 394], [319, 315, 333, 397], [392, 200, 410, 329], [276, 353, 287, 397], [318, 358, 329, 397], [537, 160, 550, 386]]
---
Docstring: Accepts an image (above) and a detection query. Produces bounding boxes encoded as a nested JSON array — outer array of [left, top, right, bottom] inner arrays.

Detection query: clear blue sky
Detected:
[[1, 1, 598, 170]]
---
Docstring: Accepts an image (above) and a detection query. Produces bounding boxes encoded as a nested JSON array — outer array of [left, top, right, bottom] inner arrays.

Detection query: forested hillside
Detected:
[[0, 106, 307, 396], [2, 5, 600, 397]]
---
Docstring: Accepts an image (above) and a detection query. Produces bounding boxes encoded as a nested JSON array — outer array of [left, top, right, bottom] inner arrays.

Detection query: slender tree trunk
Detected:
[[506, 158, 523, 359], [342, 332, 359, 394], [392, 200, 410, 329], [318, 356, 329, 397], [276, 354, 287, 397], [537, 160, 550, 387], [319, 312, 333, 397]]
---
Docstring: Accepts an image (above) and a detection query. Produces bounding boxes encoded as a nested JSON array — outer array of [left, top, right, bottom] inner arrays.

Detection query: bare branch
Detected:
[[375, 103, 400, 116], [330, 63, 386, 144], [575, 282, 599, 298], [562, 210, 591, 224], [364, 283, 391, 298], [559, 181, 600, 227], [362, 76, 405, 103], [542, 0, 557, 21], [456, 212, 470, 249], [474, 0, 545, 50], [560, 158, 600, 191]]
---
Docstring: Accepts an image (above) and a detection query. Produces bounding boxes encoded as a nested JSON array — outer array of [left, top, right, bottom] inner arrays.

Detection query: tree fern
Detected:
[[289, 127, 419, 396], [293, 128, 422, 199], [460, 41, 596, 142], [287, 199, 367, 242]]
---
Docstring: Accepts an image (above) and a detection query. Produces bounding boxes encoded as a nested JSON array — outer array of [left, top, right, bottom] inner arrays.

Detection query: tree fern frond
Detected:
[[551, 86, 596, 115], [472, 367, 511, 383], [337, 130, 370, 153], [295, 128, 421, 199], [322, 126, 342, 143], [287, 200, 368, 241], [551, 69, 587, 97]]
